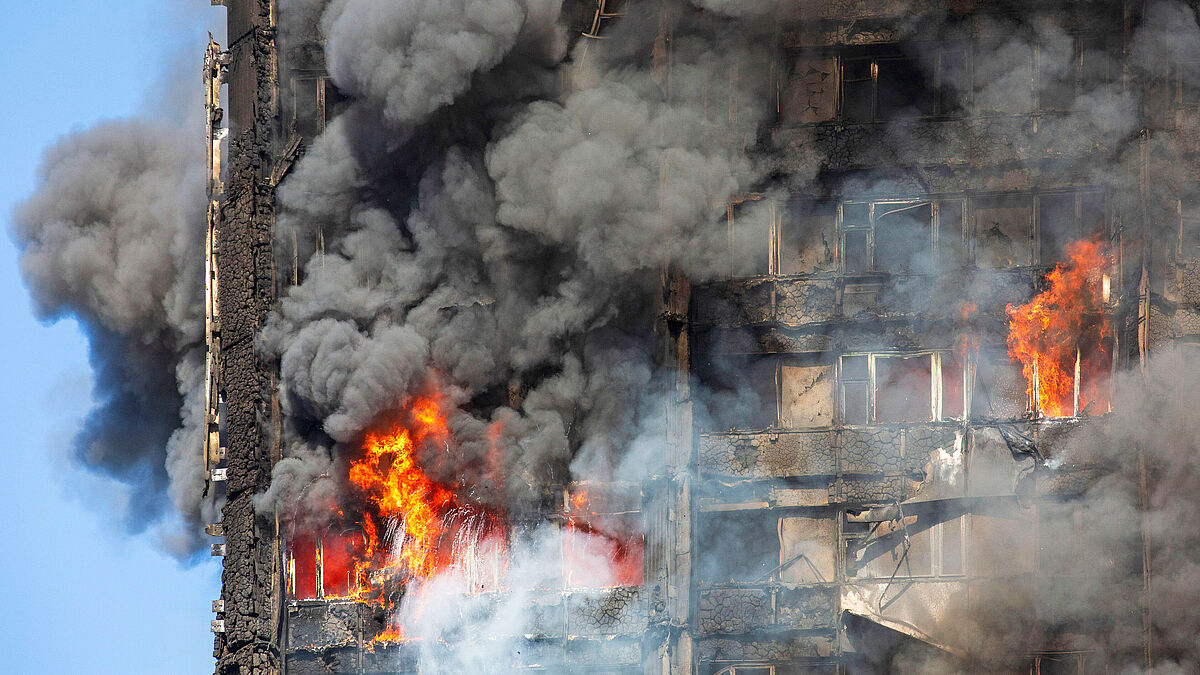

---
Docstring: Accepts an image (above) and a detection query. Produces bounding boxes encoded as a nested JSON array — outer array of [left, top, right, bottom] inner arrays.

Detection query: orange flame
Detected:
[[350, 397, 457, 579], [1006, 239, 1110, 417]]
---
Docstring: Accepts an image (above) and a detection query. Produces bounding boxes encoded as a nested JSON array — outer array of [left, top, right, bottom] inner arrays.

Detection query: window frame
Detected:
[[836, 43, 967, 123], [838, 351, 965, 425], [837, 198, 964, 274]]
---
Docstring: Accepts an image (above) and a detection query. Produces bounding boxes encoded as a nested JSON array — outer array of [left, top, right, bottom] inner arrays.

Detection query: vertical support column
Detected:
[[213, 1, 282, 674], [662, 267, 693, 675], [204, 35, 228, 488]]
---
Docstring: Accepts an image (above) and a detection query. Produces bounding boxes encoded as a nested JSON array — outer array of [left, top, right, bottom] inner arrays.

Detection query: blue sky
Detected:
[[0, 3, 225, 672]]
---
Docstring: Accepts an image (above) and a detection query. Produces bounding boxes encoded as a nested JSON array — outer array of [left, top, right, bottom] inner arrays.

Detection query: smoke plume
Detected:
[[11, 114, 212, 555]]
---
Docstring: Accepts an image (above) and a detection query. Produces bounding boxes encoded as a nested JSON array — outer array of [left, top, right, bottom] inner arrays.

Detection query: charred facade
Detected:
[[200, 1, 1200, 674]]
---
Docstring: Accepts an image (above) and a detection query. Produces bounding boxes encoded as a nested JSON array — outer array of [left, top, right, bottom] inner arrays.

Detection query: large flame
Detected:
[[350, 397, 457, 579], [1006, 239, 1111, 417], [286, 391, 646, 645]]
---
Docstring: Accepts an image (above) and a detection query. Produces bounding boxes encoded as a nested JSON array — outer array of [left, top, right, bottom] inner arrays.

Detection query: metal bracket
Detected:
[[211, 544, 227, 556]]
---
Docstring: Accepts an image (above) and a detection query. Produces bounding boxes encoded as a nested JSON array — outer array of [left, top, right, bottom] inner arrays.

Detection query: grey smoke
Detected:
[[320, 0, 566, 126], [261, 1, 779, 532], [11, 115, 210, 556]]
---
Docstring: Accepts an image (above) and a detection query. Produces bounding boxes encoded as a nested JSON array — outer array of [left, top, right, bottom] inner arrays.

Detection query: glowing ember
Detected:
[[1006, 239, 1110, 417]]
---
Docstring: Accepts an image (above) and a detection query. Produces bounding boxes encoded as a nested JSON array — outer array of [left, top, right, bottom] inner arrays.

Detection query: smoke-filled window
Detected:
[[937, 199, 967, 269], [874, 201, 934, 274], [841, 202, 872, 274], [727, 196, 772, 277], [1172, 59, 1200, 107], [778, 199, 837, 275], [974, 39, 1035, 114], [1037, 502, 1081, 576], [974, 194, 1034, 268], [839, 353, 963, 425], [1038, 191, 1106, 265], [697, 352, 835, 430], [976, 35, 1111, 116], [1036, 37, 1078, 112], [838, 44, 965, 123], [696, 510, 779, 583], [839, 198, 964, 274], [970, 350, 1029, 418], [696, 354, 778, 430], [875, 354, 934, 423]]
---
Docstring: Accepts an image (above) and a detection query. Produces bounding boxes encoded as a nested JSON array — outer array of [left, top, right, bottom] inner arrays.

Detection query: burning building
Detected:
[[20, 0, 1200, 673]]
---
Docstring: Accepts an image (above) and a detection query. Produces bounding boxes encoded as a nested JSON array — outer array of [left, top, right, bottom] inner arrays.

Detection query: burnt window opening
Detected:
[[289, 75, 323, 139], [839, 44, 965, 123], [321, 76, 350, 128], [778, 199, 838, 275], [727, 196, 772, 277], [1038, 191, 1106, 265], [285, 526, 366, 601], [974, 39, 1035, 114], [840, 355, 871, 425], [974, 194, 1034, 268], [842, 510, 966, 579], [839, 198, 964, 275], [1172, 60, 1200, 107], [564, 484, 645, 588], [970, 350, 1030, 419], [696, 510, 779, 584], [780, 57, 839, 124], [698, 352, 835, 431], [839, 352, 964, 425], [697, 353, 778, 431]]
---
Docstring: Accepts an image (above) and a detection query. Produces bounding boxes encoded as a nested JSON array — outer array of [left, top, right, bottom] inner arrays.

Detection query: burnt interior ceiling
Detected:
[[201, 1, 1200, 674]]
